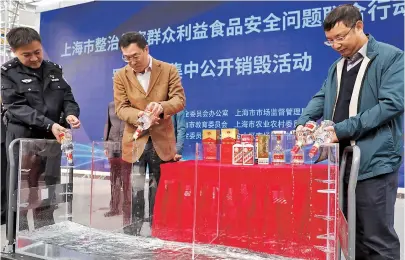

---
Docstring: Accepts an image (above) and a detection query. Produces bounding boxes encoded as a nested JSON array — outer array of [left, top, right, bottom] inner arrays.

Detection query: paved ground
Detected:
[[1, 177, 404, 260]]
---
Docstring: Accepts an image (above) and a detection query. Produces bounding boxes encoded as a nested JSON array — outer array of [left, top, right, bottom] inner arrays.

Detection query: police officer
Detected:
[[1, 27, 80, 231]]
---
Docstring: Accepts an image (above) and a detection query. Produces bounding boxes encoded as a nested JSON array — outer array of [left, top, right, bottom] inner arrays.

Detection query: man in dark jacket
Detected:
[[297, 5, 403, 259]]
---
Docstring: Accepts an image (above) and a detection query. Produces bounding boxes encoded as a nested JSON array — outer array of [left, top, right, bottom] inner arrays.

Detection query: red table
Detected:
[[152, 161, 339, 260]]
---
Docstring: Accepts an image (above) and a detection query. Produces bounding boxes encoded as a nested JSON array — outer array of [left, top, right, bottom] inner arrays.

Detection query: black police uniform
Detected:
[[1, 58, 80, 231]]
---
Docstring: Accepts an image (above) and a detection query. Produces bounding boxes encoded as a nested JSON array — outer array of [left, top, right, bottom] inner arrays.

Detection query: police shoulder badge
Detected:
[[49, 75, 59, 82]]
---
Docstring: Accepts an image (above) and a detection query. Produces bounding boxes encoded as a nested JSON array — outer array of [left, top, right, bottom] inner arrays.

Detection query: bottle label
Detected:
[[293, 154, 304, 161], [273, 154, 285, 160], [305, 122, 317, 131]]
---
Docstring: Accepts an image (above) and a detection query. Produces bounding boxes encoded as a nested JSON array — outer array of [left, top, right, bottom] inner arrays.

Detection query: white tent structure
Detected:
[[24, 0, 94, 12], [0, 0, 93, 64]]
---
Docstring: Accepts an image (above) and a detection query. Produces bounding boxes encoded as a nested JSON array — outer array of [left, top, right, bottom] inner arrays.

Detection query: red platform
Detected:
[[152, 161, 338, 260]]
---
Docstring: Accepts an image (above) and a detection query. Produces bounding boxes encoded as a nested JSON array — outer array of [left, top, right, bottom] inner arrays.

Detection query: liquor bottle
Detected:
[[242, 143, 254, 165], [232, 143, 243, 165], [290, 130, 304, 165], [308, 120, 335, 158], [59, 130, 73, 166], [271, 131, 286, 165], [133, 111, 153, 140], [291, 121, 318, 154]]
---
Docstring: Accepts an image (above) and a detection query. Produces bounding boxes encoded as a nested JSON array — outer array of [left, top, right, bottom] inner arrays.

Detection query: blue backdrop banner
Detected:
[[39, 1, 404, 186]]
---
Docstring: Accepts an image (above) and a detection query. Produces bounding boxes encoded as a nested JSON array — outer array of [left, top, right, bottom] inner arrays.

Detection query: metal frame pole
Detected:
[[338, 145, 360, 260], [5, 138, 23, 253]]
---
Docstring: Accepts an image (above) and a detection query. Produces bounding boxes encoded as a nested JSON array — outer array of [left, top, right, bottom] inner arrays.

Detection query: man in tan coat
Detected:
[[113, 32, 185, 236]]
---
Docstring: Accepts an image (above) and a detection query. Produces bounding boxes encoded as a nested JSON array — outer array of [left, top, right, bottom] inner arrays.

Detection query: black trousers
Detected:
[[105, 155, 134, 222], [343, 158, 400, 260], [5, 123, 61, 233], [123, 137, 169, 236]]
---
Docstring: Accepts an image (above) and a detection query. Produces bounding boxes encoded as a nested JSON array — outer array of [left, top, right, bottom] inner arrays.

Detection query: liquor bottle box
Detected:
[[221, 128, 238, 164], [257, 135, 270, 165], [202, 129, 220, 161]]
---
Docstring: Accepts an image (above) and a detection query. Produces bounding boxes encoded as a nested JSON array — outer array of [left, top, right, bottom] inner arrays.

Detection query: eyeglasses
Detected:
[[122, 52, 142, 63], [324, 25, 355, 47]]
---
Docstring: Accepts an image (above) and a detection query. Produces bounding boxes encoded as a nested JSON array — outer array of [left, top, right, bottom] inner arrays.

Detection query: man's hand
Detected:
[[66, 115, 81, 129], [51, 123, 66, 143], [324, 126, 339, 143], [146, 102, 163, 117], [138, 110, 160, 125], [173, 154, 182, 161]]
